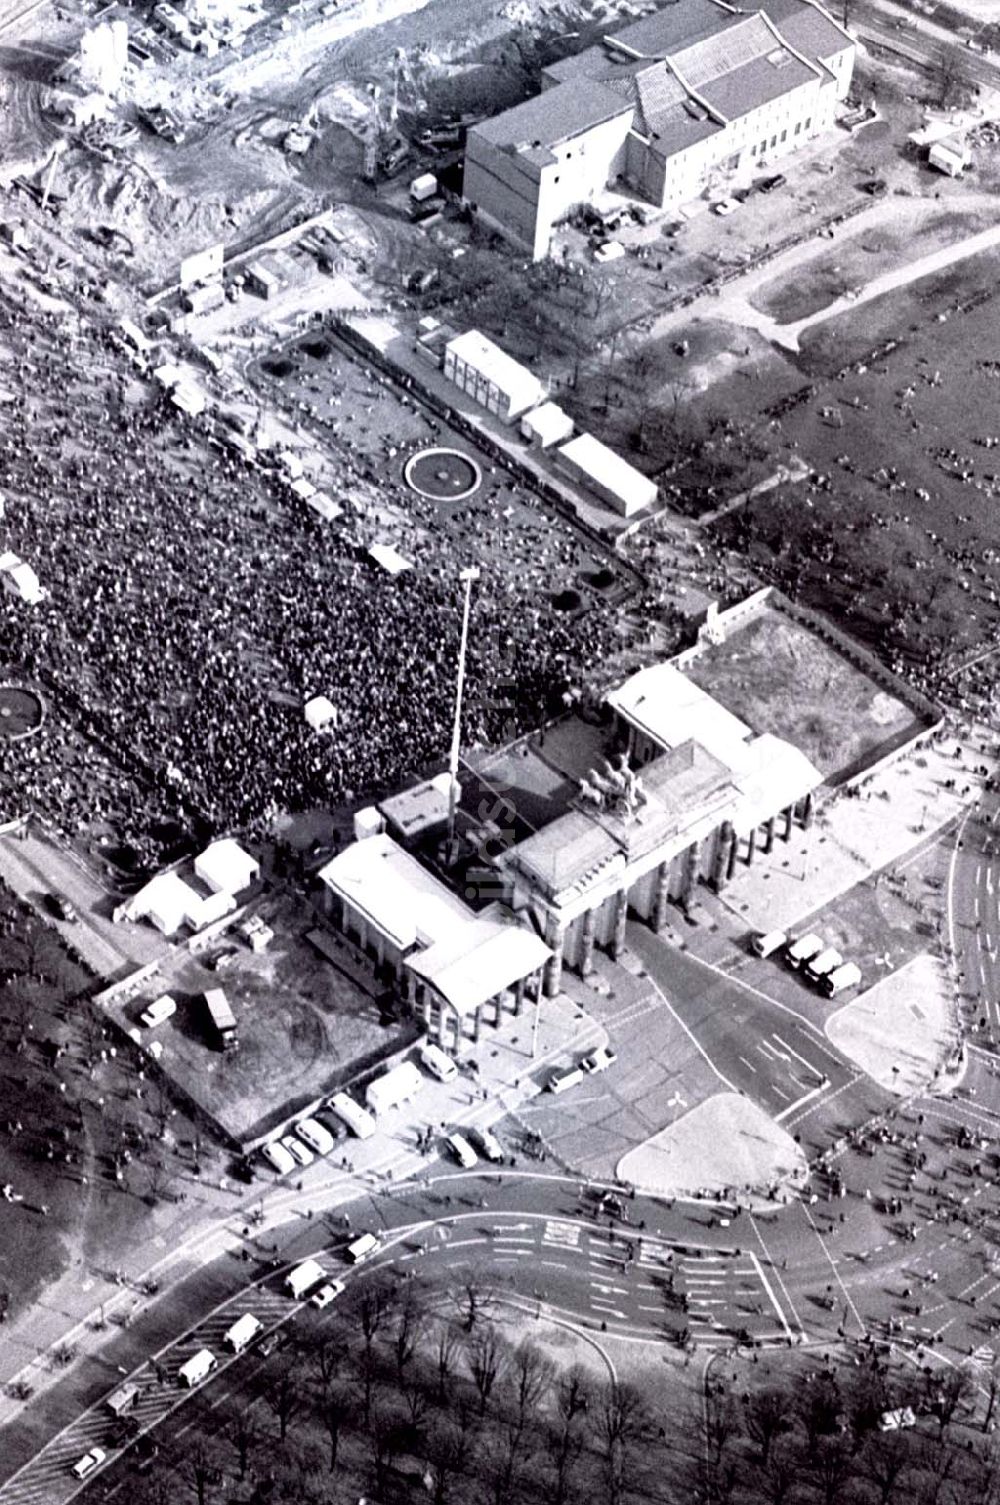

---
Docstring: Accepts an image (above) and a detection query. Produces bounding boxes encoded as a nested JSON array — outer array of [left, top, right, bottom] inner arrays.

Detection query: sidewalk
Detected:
[[691, 736, 990, 938]]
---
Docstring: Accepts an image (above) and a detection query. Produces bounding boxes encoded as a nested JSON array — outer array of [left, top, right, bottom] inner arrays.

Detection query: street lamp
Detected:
[[445, 567, 480, 863]]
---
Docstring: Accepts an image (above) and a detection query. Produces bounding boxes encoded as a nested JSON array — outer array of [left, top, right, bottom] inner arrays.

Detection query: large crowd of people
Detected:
[[0, 293, 623, 874]]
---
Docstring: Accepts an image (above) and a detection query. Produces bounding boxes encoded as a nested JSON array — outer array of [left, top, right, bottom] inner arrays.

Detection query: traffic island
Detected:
[[616, 1092, 808, 1204], [825, 952, 955, 1095]]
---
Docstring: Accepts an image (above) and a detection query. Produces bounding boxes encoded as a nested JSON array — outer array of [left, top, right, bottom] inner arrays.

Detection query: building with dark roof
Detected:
[[462, 0, 854, 258]]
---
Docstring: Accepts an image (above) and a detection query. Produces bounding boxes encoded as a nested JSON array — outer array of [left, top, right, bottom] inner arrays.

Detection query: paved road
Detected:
[[626, 922, 882, 1156], [0, 829, 167, 980]]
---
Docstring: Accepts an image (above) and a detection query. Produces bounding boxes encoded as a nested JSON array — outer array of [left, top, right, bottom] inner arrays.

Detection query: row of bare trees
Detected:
[[127, 1266, 1000, 1505]]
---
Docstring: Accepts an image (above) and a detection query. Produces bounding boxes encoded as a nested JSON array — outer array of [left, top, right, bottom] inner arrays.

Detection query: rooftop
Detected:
[[318, 833, 470, 952], [406, 909, 551, 1014], [606, 661, 753, 765], [445, 329, 545, 404], [470, 78, 632, 155]]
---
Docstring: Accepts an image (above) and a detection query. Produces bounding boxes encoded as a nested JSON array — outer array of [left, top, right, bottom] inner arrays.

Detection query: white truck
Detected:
[[285, 1259, 327, 1300]]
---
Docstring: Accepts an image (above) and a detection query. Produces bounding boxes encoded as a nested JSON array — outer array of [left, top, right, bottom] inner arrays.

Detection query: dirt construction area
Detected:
[[104, 892, 412, 1143], [682, 601, 924, 782]]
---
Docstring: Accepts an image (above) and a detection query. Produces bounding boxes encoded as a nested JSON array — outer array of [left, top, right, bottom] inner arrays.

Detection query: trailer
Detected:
[[105, 1380, 141, 1417], [204, 988, 237, 1050], [285, 1259, 327, 1299], [365, 1060, 422, 1116], [328, 1092, 376, 1140]]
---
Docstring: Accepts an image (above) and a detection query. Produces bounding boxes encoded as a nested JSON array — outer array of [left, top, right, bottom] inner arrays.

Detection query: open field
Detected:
[[683, 603, 922, 781]]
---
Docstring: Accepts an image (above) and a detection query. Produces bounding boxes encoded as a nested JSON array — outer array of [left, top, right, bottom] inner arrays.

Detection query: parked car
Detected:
[[261, 1141, 296, 1175], [581, 1045, 617, 1074], [758, 173, 786, 193], [469, 1126, 503, 1162], [310, 1280, 345, 1310], [72, 1447, 106, 1480], [257, 1331, 287, 1358], [282, 1135, 314, 1167]]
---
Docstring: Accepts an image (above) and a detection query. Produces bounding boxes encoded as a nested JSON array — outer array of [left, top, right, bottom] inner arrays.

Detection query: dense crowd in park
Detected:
[[0, 296, 620, 872]]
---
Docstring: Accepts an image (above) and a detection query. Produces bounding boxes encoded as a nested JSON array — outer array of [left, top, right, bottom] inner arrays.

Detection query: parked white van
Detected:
[[823, 961, 862, 997], [296, 1117, 335, 1156], [223, 1313, 263, 1354], [446, 1132, 477, 1168], [804, 947, 842, 985], [178, 1349, 217, 1388], [419, 1040, 457, 1083], [785, 933, 824, 970], [751, 929, 788, 959], [346, 1232, 381, 1264]]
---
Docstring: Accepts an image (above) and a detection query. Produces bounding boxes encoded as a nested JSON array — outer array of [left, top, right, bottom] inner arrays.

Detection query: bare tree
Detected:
[[933, 1363, 976, 1435], [985, 1357, 1000, 1434], [222, 1398, 260, 1480], [465, 1322, 509, 1415], [743, 1385, 789, 1467], [546, 1365, 591, 1505], [267, 1364, 304, 1443], [598, 1379, 649, 1505], [392, 1283, 427, 1384], [761, 1440, 799, 1505], [435, 1320, 463, 1405], [861, 1430, 912, 1505], [178, 1435, 225, 1505], [797, 1371, 842, 1459], [511, 1340, 555, 1433], [357, 1276, 396, 1359], [323, 1384, 352, 1473], [810, 1435, 856, 1505], [426, 1417, 470, 1505], [458, 1268, 497, 1332]]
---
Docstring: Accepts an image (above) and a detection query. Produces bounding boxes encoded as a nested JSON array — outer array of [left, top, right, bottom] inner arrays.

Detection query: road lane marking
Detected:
[[737, 1055, 757, 1073], [799, 1203, 865, 1337], [773, 1033, 825, 1078]]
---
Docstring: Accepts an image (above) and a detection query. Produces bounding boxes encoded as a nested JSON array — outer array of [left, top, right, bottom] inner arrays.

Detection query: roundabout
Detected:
[[0, 684, 45, 741], [404, 446, 483, 502]]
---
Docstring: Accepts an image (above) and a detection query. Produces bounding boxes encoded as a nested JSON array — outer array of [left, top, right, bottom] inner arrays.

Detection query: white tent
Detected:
[[369, 543, 413, 575], [0, 552, 43, 605], [194, 838, 260, 896], [127, 871, 204, 935], [305, 694, 337, 730]]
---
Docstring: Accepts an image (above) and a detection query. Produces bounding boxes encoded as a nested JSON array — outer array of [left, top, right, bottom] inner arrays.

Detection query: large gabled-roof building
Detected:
[[463, 0, 854, 258]]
